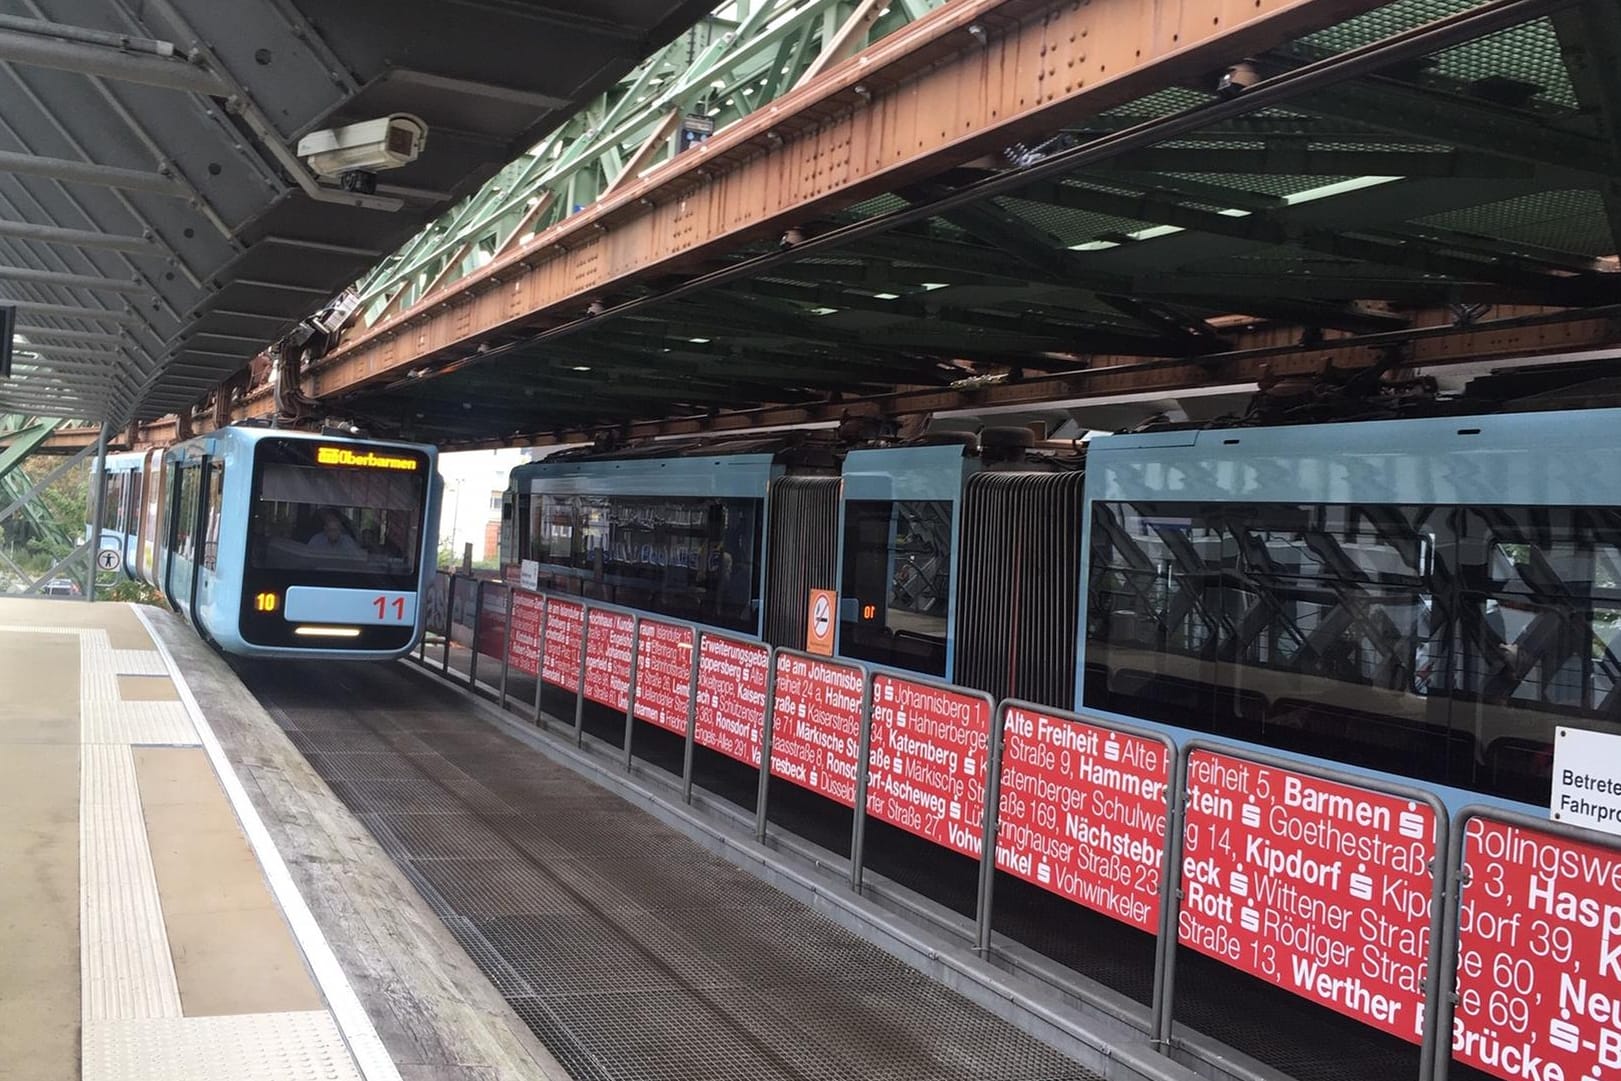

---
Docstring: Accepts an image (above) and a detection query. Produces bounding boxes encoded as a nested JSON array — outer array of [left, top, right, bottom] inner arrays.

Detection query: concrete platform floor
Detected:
[[0, 598, 563, 1081]]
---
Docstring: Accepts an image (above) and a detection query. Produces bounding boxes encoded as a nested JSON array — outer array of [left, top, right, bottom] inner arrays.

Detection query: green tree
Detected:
[[0, 457, 89, 577]]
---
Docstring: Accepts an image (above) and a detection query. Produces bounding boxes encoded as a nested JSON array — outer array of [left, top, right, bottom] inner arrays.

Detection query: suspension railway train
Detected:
[[503, 387, 1621, 811], [97, 426, 439, 658]]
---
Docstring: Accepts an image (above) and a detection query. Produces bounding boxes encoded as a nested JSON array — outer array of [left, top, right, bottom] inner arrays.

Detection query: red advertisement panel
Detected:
[[540, 599, 583, 689], [632, 620, 693, 734], [995, 707, 1169, 933], [583, 610, 634, 710], [1178, 751, 1436, 1042], [1453, 817, 1621, 1081], [769, 653, 863, 807], [694, 634, 770, 766], [507, 590, 543, 676], [864, 675, 989, 858]]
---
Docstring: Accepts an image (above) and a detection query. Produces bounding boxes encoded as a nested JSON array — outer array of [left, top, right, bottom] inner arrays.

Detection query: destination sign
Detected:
[[995, 707, 1168, 933], [1454, 816, 1621, 1081], [770, 653, 863, 807], [865, 675, 988, 858], [1177, 751, 1437, 1042], [694, 633, 770, 766]]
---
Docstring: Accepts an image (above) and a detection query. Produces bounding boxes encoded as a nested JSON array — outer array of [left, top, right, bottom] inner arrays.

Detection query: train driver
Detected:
[[307, 509, 362, 556]]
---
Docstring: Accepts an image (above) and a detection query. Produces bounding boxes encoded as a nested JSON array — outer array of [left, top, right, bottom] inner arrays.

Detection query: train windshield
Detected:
[[249, 444, 428, 581]]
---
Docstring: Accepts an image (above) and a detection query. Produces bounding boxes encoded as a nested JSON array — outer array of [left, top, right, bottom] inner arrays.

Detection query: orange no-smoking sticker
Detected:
[[805, 589, 837, 656]]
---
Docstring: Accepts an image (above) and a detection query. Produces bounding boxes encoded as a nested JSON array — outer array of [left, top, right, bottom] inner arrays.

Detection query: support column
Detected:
[[84, 422, 108, 602]]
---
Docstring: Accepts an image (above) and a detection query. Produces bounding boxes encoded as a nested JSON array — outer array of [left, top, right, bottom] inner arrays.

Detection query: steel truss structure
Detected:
[[210, 0, 1621, 447], [347, 0, 950, 331], [12, 0, 1621, 453], [0, 412, 105, 598]]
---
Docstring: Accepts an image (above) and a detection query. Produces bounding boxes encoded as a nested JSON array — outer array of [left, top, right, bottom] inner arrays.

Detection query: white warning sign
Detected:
[[1552, 726, 1621, 836]]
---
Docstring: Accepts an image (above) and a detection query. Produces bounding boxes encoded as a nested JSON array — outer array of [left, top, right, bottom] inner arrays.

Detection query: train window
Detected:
[[251, 462, 423, 575], [526, 493, 763, 633], [839, 499, 953, 677], [202, 462, 224, 571], [173, 465, 201, 555], [101, 471, 126, 532], [1449, 507, 1621, 802], [126, 471, 142, 536], [167, 463, 201, 604], [1085, 501, 1621, 806]]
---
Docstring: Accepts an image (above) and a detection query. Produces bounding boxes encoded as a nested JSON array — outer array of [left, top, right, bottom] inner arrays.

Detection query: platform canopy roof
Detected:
[[0, 0, 718, 425], [257, 0, 1621, 446]]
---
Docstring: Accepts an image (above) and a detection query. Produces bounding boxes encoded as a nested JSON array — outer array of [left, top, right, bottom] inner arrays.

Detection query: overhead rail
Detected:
[[209, 0, 1621, 447], [343, 0, 952, 331]]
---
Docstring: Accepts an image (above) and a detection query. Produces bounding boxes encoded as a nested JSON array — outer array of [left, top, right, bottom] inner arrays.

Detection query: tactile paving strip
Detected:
[[0, 612, 381, 1080], [260, 659, 1104, 1081], [84, 700, 199, 746], [83, 1010, 362, 1081], [80, 631, 197, 746], [79, 743, 183, 1021], [108, 648, 171, 676]]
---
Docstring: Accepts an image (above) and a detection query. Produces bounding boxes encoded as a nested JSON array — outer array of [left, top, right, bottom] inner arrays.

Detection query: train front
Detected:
[[230, 434, 438, 658]]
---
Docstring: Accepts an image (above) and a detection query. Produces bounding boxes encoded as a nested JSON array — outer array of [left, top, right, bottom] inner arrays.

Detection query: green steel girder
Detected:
[[0, 416, 62, 481], [349, 0, 948, 329], [0, 414, 78, 572]]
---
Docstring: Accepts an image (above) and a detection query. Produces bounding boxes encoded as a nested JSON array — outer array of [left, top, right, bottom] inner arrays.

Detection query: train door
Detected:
[[498, 491, 516, 568], [163, 458, 203, 614], [192, 457, 220, 634], [140, 448, 166, 585], [122, 466, 143, 577]]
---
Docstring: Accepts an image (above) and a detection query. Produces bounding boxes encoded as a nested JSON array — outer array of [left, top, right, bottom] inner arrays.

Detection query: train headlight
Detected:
[[294, 625, 361, 638]]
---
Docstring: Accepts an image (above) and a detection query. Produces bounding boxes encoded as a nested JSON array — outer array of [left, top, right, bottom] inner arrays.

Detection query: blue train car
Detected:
[[503, 433, 1027, 683], [501, 404, 1621, 812], [504, 435, 826, 638], [97, 427, 440, 658]]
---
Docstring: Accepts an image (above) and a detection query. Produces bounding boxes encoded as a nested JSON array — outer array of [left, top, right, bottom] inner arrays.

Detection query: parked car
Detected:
[[42, 577, 79, 597]]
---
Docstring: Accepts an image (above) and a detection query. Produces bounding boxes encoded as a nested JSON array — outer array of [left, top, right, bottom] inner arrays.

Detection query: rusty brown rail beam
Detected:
[[242, 0, 1391, 419], [27, 307, 1621, 452], [434, 306, 1621, 448], [45, 305, 1621, 447]]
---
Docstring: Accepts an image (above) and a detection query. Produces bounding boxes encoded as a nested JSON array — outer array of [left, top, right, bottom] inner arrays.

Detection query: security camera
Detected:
[[1216, 62, 1259, 99], [296, 114, 427, 190]]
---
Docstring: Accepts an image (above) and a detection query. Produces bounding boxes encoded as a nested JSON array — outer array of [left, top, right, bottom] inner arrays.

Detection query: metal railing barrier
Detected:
[[1155, 740, 1450, 1081], [409, 585, 1621, 1081]]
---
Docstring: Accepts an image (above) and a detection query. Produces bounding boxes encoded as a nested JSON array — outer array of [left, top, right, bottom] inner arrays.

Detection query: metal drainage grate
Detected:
[[261, 660, 1103, 1081]]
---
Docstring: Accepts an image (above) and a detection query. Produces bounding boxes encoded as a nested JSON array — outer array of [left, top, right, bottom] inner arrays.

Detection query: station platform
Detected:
[[0, 596, 1120, 1081], [0, 595, 569, 1081]]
